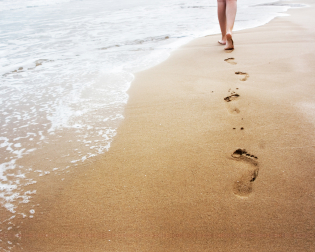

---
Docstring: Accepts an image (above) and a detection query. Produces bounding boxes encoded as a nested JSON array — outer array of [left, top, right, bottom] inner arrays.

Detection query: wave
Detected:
[[1, 59, 52, 76], [180, 5, 216, 9], [98, 35, 171, 51], [0, 0, 74, 12], [253, 2, 308, 8]]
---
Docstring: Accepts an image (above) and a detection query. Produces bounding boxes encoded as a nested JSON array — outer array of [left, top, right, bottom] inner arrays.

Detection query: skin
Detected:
[[217, 0, 237, 50]]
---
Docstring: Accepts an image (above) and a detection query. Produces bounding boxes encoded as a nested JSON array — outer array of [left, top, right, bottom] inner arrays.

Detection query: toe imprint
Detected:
[[232, 149, 258, 161], [224, 93, 240, 102]]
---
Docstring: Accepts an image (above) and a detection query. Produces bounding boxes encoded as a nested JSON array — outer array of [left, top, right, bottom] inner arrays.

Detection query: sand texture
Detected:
[[3, 1, 315, 251]]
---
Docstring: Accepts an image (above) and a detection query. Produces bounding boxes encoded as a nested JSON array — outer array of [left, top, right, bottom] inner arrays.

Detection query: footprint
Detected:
[[224, 58, 237, 65], [224, 92, 240, 114], [224, 93, 239, 102], [235, 71, 249, 81], [231, 149, 259, 197]]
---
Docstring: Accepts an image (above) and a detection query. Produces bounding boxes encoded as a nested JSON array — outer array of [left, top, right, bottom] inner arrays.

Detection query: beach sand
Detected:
[[4, 0, 315, 251]]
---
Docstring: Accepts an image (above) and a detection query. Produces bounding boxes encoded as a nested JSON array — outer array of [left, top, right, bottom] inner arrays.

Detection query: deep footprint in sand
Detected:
[[224, 58, 237, 65], [224, 92, 240, 114], [231, 149, 259, 197], [235, 71, 249, 81]]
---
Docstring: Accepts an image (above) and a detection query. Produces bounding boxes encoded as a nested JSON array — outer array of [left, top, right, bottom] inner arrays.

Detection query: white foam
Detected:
[[0, 160, 16, 182], [0, 0, 74, 12]]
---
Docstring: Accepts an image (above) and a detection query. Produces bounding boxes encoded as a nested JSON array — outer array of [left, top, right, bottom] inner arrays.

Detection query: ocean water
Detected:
[[0, 0, 300, 245]]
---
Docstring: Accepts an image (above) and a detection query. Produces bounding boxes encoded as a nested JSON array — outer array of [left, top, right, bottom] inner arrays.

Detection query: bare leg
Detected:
[[225, 0, 237, 50], [217, 0, 227, 45]]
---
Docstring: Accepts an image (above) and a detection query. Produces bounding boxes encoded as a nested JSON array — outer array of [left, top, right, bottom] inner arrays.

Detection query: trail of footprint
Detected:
[[235, 71, 249, 81], [231, 149, 259, 197], [224, 58, 237, 65], [224, 91, 240, 114]]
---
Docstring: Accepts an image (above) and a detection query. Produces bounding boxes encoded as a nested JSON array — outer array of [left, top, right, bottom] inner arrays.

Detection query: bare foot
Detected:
[[224, 33, 234, 50], [218, 40, 226, 45]]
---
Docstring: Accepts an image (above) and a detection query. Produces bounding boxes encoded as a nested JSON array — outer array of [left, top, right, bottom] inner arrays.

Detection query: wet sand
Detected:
[[5, 0, 315, 251]]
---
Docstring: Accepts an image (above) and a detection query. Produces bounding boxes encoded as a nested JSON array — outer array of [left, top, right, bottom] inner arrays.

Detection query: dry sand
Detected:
[[4, 0, 315, 251]]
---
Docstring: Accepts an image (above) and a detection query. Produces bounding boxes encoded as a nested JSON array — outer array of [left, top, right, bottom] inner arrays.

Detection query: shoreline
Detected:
[[3, 0, 315, 251]]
